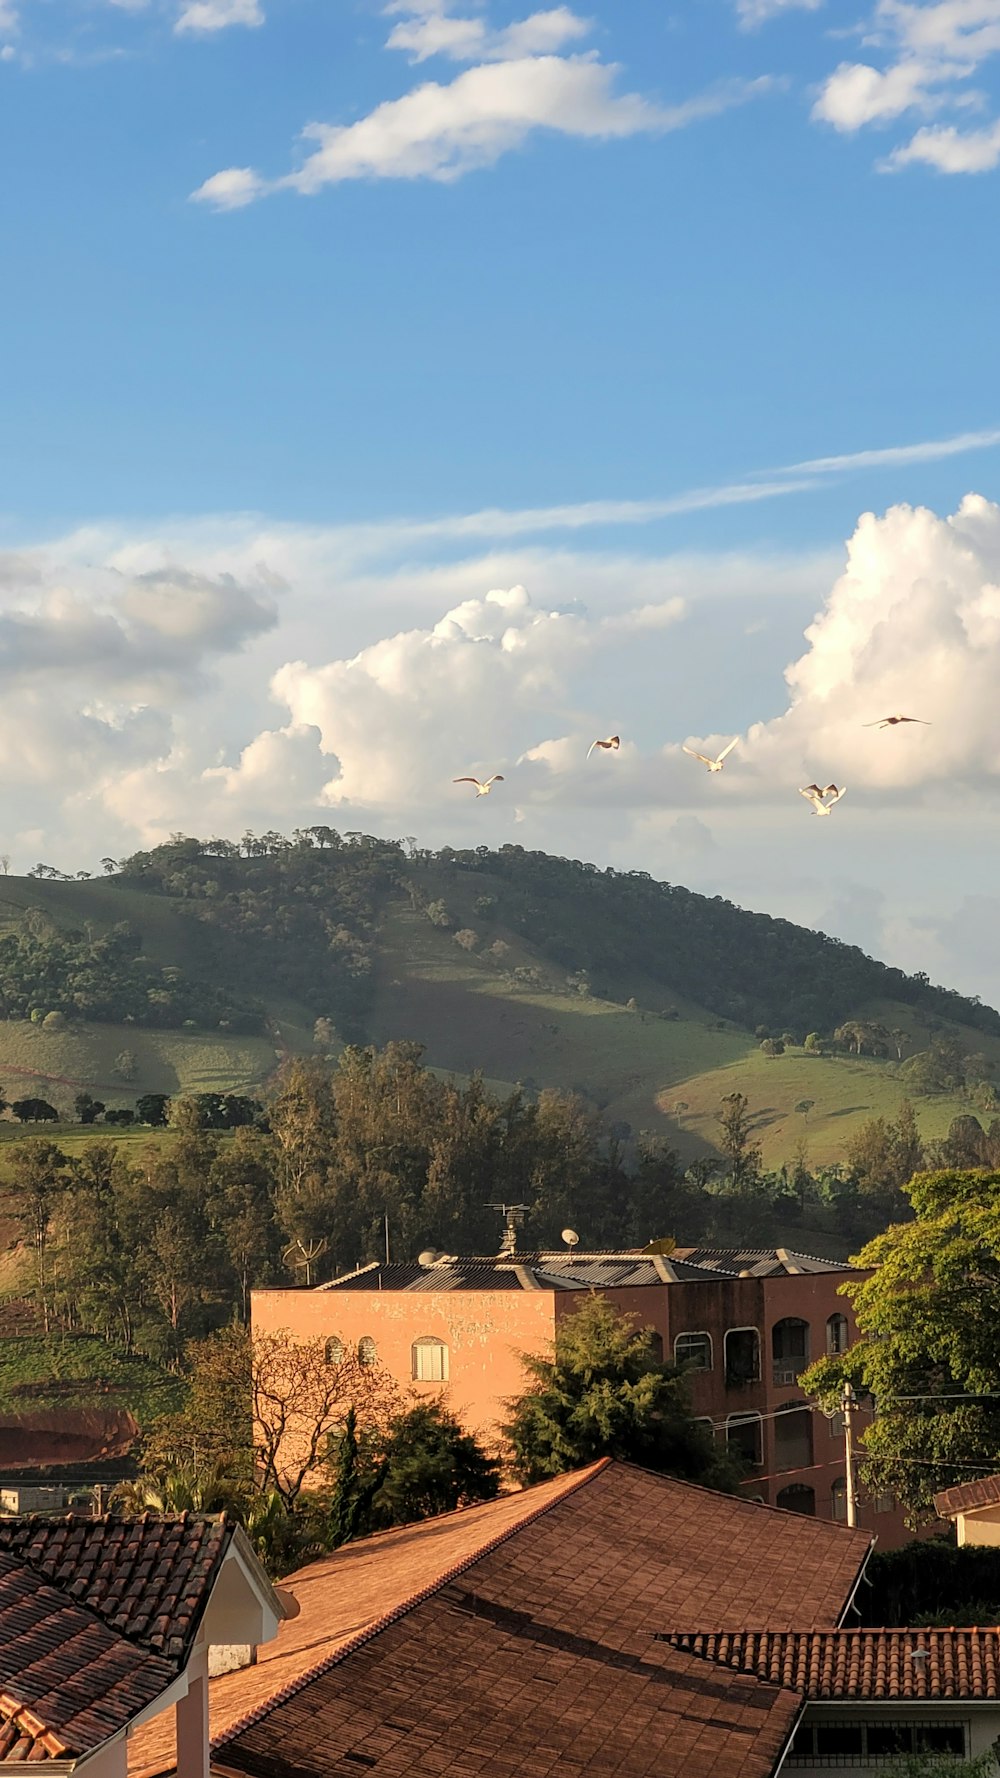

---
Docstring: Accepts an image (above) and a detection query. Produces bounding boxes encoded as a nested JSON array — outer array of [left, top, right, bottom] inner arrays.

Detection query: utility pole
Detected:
[[843, 1381, 857, 1528]]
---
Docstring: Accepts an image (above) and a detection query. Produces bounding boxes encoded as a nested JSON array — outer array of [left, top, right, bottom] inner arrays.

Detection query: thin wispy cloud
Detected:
[[735, 0, 823, 26]]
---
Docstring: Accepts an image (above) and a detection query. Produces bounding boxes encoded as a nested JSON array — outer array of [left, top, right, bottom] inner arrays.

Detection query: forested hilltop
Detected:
[[15, 828, 996, 1038], [0, 830, 997, 1165]]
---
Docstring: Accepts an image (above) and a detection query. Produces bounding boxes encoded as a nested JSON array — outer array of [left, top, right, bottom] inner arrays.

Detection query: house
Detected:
[[935, 1473, 1000, 1547], [253, 1244, 905, 1533], [0, 1512, 283, 1775], [127, 1460, 1000, 1778], [128, 1456, 874, 1778]]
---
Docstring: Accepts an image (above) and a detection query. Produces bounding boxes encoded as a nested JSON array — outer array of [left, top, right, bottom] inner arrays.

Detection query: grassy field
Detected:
[[0, 1333, 184, 1421], [0, 1019, 280, 1119], [662, 1046, 979, 1166]]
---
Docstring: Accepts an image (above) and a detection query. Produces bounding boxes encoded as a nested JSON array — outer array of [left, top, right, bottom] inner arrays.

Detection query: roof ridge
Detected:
[[211, 1459, 613, 1757]]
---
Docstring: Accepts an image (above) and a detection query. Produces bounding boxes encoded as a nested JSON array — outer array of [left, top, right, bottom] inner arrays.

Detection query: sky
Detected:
[[2, 0, 1000, 1003]]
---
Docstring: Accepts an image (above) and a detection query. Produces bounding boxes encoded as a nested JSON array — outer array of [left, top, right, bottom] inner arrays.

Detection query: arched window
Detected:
[[674, 1332, 713, 1372], [325, 1335, 345, 1367], [724, 1327, 760, 1388], [771, 1317, 810, 1384], [358, 1335, 378, 1368], [774, 1401, 814, 1471], [827, 1313, 849, 1355], [726, 1413, 762, 1467], [412, 1336, 449, 1382], [776, 1483, 816, 1517], [831, 1476, 848, 1522]]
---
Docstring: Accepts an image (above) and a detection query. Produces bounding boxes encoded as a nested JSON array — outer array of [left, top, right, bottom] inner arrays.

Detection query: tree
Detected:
[[74, 1092, 105, 1125], [4, 1139, 71, 1331], [366, 1402, 500, 1528], [113, 1049, 138, 1083], [454, 929, 479, 952], [136, 1093, 170, 1126], [801, 1169, 1000, 1524], [11, 1098, 59, 1123], [717, 1093, 762, 1190], [505, 1296, 740, 1488], [759, 1037, 785, 1059]]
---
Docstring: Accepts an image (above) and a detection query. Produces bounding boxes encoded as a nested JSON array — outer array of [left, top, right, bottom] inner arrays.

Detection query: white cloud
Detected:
[[176, 0, 263, 30], [735, 0, 823, 26], [882, 114, 1000, 166], [744, 492, 1000, 794], [811, 0, 1000, 168], [193, 0, 774, 210], [385, 3, 591, 64], [191, 166, 267, 210]]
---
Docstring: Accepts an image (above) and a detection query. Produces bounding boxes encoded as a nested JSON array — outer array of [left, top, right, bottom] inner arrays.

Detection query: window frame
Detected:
[[324, 1335, 345, 1367], [411, 1336, 450, 1382], [724, 1325, 761, 1388], [673, 1330, 714, 1373], [725, 1411, 763, 1468], [357, 1335, 378, 1368], [826, 1312, 850, 1356]]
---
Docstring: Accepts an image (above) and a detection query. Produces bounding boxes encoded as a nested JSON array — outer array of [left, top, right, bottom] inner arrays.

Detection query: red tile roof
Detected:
[[0, 1512, 230, 1663], [0, 1551, 177, 1763], [934, 1473, 1000, 1517], [167, 1461, 870, 1778], [664, 1629, 1000, 1700]]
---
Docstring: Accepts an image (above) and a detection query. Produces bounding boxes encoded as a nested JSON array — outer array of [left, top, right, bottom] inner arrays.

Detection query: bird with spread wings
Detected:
[[864, 715, 930, 729], [453, 775, 504, 797], [586, 735, 620, 760], [682, 737, 739, 774], [799, 783, 846, 817]]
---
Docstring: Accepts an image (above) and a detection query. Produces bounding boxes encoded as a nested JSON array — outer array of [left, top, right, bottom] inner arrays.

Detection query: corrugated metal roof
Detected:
[[320, 1253, 728, 1292]]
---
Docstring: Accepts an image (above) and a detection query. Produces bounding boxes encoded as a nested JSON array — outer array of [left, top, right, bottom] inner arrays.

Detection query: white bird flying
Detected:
[[799, 783, 846, 817], [587, 734, 620, 760], [682, 737, 739, 774], [453, 775, 504, 797], [864, 715, 931, 729]]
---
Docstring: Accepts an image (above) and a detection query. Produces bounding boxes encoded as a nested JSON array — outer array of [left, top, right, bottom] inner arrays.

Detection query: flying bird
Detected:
[[864, 715, 931, 729], [453, 775, 504, 797], [682, 737, 739, 774], [799, 783, 846, 818], [587, 734, 620, 760]]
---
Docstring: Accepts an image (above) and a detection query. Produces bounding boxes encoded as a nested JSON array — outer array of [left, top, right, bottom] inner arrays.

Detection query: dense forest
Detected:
[[6, 1040, 997, 1364], [12, 828, 991, 1044]]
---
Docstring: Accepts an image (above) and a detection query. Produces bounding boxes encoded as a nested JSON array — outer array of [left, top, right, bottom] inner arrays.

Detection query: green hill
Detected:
[[0, 832, 996, 1164]]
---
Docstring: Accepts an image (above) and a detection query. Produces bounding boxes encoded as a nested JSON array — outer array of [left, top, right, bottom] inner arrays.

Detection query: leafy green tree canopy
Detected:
[[504, 1295, 739, 1489], [802, 1169, 1000, 1522]]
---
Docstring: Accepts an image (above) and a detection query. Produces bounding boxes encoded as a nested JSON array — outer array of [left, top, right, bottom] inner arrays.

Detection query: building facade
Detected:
[[251, 1244, 907, 1538]]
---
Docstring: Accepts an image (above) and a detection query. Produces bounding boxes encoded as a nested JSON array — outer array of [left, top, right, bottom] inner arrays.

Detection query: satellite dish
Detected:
[[561, 1228, 580, 1250], [418, 1249, 443, 1267]]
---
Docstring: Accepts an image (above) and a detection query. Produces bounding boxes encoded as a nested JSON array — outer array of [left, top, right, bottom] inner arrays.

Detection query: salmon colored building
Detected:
[[251, 1243, 907, 1540]]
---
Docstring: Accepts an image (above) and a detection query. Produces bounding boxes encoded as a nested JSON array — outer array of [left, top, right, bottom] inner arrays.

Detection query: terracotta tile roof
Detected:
[[0, 1550, 177, 1763], [131, 1459, 872, 1778], [0, 1512, 230, 1663], [934, 1472, 1000, 1517], [663, 1629, 1000, 1699]]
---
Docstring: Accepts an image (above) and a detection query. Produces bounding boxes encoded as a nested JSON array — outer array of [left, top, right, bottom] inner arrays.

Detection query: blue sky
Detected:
[[3, 0, 1000, 1003]]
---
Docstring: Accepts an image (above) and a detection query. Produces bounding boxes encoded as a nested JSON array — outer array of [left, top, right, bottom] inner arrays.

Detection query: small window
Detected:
[[830, 1476, 847, 1522], [412, 1337, 449, 1382], [776, 1483, 815, 1516], [724, 1327, 760, 1387], [358, 1335, 378, 1368], [827, 1312, 849, 1355], [813, 1723, 863, 1760], [726, 1413, 762, 1467], [771, 1317, 809, 1384], [674, 1332, 713, 1372], [873, 1487, 895, 1514], [829, 1411, 845, 1440], [325, 1335, 345, 1366]]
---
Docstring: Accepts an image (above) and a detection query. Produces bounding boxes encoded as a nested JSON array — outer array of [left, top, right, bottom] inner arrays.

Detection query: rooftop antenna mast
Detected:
[[486, 1201, 529, 1258]]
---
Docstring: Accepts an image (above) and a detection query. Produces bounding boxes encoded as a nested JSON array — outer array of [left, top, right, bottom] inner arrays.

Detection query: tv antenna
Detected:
[[486, 1201, 529, 1258]]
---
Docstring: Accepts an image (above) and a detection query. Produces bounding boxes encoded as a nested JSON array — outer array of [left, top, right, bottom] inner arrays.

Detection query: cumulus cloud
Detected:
[[176, 0, 263, 31], [192, 0, 774, 208], [811, 0, 1000, 169], [743, 492, 1000, 794]]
